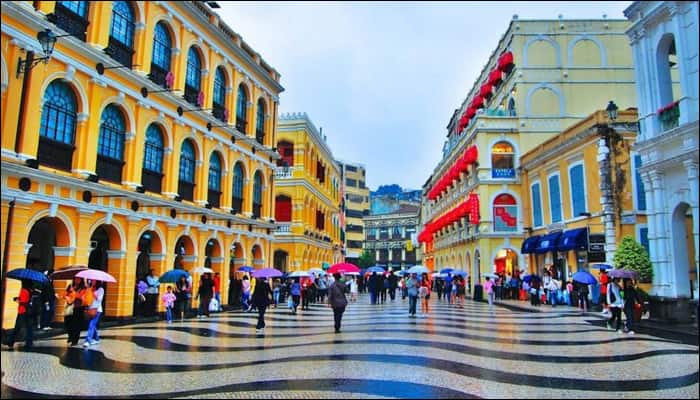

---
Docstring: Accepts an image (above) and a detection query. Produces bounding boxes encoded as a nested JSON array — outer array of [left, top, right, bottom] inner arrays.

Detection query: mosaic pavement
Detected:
[[1, 294, 698, 398]]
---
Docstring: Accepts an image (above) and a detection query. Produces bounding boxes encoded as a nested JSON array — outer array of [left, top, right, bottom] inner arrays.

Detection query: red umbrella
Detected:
[[329, 263, 360, 274], [50, 265, 88, 280]]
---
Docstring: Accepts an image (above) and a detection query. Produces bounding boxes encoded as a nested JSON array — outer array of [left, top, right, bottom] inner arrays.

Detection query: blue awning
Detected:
[[533, 232, 562, 254], [521, 235, 541, 254], [557, 228, 588, 251]]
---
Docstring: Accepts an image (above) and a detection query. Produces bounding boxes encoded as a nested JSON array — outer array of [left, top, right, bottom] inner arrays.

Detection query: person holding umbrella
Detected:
[[3, 280, 35, 350], [327, 272, 348, 333], [251, 276, 273, 333], [63, 276, 86, 346], [406, 273, 419, 318], [197, 272, 215, 318]]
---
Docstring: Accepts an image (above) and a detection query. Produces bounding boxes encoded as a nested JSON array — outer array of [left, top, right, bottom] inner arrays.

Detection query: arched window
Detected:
[[149, 22, 172, 87], [236, 84, 248, 133], [178, 140, 196, 201], [256, 99, 266, 144], [491, 141, 515, 178], [53, 2, 90, 41], [107, 1, 135, 67], [253, 171, 263, 218], [569, 164, 586, 218], [97, 105, 126, 183], [142, 124, 164, 193], [213, 67, 227, 121], [185, 47, 202, 106], [38, 80, 77, 171], [207, 152, 222, 208], [232, 162, 244, 214], [493, 193, 517, 232], [657, 34, 680, 131]]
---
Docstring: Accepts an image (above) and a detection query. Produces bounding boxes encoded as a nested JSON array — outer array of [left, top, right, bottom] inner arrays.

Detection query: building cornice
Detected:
[[274, 180, 339, 211]]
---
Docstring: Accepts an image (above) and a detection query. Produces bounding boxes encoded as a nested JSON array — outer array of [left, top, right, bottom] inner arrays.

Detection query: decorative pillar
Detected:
[[650, 171, 672, 296], [597, 137, 616, 263], [684, 160, 699, 300]]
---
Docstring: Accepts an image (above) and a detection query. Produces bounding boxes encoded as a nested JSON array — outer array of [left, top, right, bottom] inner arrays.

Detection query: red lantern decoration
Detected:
[[488, 69, 502, 85], [479, 83, 493, 99]]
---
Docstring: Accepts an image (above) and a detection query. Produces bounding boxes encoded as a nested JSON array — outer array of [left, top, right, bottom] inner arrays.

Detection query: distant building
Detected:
[[364, 204, 420, 270], [337, 160, 370, 264]]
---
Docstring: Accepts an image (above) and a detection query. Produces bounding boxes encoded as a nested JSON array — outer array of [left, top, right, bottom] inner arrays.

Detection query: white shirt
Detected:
[[349, 280, 358, 293]]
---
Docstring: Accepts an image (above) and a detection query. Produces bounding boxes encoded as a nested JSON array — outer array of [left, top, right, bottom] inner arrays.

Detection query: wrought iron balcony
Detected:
[[231, 197, 243, 214], [212, 103, 227, 122], [37, 137, 74, 172], [48, 3, 89, 41], [142, 170, 162, 193], [184, 84, 200, 107], [96, 155, 124, 183], [235, 118, 247, 134], [275, 223, 291, 234], [148, 63, 170, 89], [178, 180, 195, 202], [207, 189, 221, 209], [105, 36, 134, 68], [255, 129, 265, 145], [275, 167, 293, 179]]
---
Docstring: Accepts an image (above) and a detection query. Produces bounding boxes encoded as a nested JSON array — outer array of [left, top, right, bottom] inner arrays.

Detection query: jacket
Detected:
[[607, 283, 624, 308], [251, 279, 272, 307], [328, 281, 348, 308]]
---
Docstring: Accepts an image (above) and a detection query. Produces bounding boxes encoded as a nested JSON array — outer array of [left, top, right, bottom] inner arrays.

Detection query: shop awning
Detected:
[[521, 235, 541, 254], [557, 228, 588, 251], [533, 231, 562, 254]]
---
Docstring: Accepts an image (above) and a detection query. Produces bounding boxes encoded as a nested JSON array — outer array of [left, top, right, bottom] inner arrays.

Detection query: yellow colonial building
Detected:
[[519, 109, 647, 280], [1, 1, 283, 328], [273, 113, 342, 272], [419, 17, 638, 291], [337, 160, 370, 264]]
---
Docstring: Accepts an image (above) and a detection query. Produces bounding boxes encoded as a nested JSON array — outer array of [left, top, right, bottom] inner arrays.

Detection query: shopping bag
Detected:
[[209, 298, 219, 312]]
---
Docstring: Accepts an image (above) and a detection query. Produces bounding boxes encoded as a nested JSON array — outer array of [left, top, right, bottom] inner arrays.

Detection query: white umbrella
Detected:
[[192, 266, 214, 274], [308, 268, 325, 275], [482, 272, 499, 279], [343, 271, 360, 276], [288, 270, 310, 278]]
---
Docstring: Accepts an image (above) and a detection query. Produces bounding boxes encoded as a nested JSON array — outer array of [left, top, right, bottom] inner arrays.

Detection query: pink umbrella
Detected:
[[76, 269, 117, 283], [328, 263, 360, 274]]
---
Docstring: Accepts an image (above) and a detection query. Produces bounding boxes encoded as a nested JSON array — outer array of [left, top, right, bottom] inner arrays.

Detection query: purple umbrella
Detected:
[[251, 268, 283, 279], [608, 269, 639, 279]]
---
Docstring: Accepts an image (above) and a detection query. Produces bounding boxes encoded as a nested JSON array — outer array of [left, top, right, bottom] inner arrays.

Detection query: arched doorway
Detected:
[[26, 218, 57, 272], [228, 242, 244, 307], [274, 250, 288, 272], [174, 236, 195, 270], [494, 248, 519, 277], [88, 226, 110, 271], [88, 224, 122, 318], [672, 202, 695, 298], [135, 230, 161, 315]]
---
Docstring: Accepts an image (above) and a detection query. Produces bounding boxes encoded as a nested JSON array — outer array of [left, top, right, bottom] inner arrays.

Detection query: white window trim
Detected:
[[547, 172, 562, 224], [637, 223, 649, 253], [530, 180, 544, 228], [568, 161, 588, 220]]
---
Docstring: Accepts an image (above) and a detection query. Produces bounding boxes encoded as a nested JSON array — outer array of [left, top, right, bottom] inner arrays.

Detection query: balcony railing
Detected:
[[252, 203, 261, 219], [142, 170, 162, 193], [275, 167, 293, 179], [212, 103, 227, 122], [235, 118, 247, 134], [658, 100, 680, 132], [148, 64, 169, 89], [48, 3, 89, 41], [96, 156, 124, 183], [207, 189, 221, 209], [231, 197, 243, 214], [184, 84, 200, 107], [105, 37, 134, 68], [37, 137, 74, 172], [275, 223, 291, 234], [255, 129, 265, 145], [178, 181, 195, 202]]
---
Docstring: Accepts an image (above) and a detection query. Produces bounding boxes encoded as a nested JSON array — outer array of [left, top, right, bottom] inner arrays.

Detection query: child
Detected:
[[162, 285, 176, 324]]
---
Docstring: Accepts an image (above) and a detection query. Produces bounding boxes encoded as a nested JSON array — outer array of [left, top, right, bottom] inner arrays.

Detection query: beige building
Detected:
[[273, 113, 342, 271], [337, 161, 370, 264], [364, 203, 420, 270]]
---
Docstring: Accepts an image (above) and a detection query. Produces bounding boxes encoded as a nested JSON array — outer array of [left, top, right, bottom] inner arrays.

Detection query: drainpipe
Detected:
[[597, 132, 616, 264], [1, 200, 16, 326]]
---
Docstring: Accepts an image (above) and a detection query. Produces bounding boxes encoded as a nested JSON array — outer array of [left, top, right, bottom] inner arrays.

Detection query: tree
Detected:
[[357, 249, 375, 269], [613, 235, 653, 283]]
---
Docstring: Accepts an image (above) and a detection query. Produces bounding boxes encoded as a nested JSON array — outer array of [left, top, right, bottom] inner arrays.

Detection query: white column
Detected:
[[641, 171, 663, 295], [684, 160, 700, 300], [651, 171, 672, 297]]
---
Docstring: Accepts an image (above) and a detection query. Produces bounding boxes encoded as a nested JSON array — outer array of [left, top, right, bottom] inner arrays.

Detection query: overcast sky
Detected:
[[217, 1, 632, 191]]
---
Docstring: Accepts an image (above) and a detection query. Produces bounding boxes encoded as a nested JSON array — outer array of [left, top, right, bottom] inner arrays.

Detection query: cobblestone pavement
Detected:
[[2, 294, 698, 398]]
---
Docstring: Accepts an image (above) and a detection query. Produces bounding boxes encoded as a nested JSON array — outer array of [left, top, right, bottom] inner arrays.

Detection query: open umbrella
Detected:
[[288, 270, 310, 278], [590, 263, 613, 271], [75, 269, 116, 283], [50, 265, 88, 280], [367, 266, 386, 273], [440, 268, 454, 274], [159, 269, 190, 283], [308, 268, 325, 276], [252, 268, 283, 279], [407, 265, 430, 275], [482, 272, 499, 279], [237, 266, 254, 273], [452, 270, 469, 277], [522, 274, 541, 283], [343, 271, 360, 276], [608, 269, 639, 279], [572, 270, 597, 285], [328, 262, 360, 274], [6, 268, 49, 285], [192, 266, 214, 274]]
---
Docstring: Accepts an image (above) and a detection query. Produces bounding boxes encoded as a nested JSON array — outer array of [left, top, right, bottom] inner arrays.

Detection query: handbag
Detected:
[[64, 303, 74, 316], [86, 308, 98, 318]]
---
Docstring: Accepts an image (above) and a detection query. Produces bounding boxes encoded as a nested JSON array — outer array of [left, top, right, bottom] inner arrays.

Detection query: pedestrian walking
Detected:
[[349, 277, 358, 302], [251, 277, 273, 333], [606, 277, 624, 332], [368, 272, 379, 305], [63, 277, 86, 346], [162, 285, 176, 324], [174, 275, 191, 321], [213, 272, 222, 312], [197, 272, 214, 318], [241, 275, 251, 311], [406, 273, 419, 318], [484, 276, 495, 309], [272, 279, 281, 308], [290, 278, 301, 314], [3, 280, 35, 350], [622, 278, 639, 335], [40, 270, 58, 331], [419, 273, 431, 316], [328, 273, 348, 333], [455, 275, 466, 307], [145, 269, 160, 317], [84, 280, 104, 347], [380, 275, 389, 304], [388, 271, 398, 301], [577, 281, 589, 312], [600, 270, 610, 315]]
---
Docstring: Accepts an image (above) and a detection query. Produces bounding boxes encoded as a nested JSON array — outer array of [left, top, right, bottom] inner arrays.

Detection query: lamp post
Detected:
[[598, 101, 618, 264]]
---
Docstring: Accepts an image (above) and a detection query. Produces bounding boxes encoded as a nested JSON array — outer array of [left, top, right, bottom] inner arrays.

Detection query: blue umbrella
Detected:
[[159, 269, 190, 283], [591, 263, 613, 271], [367, 266, 386, 273], [572, 270, 597, 285], [452, 270, 468, 277], [407, 265, 430, 275], [522, 274, 540, 283], [440, 268, 454, 274], [6, 268, 49, 285], [237, 266, 254, 272]]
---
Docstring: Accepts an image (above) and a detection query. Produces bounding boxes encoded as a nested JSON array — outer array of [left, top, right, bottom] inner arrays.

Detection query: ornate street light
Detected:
[[16, 29, 58, 77]]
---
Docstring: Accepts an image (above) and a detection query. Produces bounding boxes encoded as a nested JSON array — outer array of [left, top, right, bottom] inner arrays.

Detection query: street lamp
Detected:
[[16, 29, 58, 77], [606, 100, 618, 121]]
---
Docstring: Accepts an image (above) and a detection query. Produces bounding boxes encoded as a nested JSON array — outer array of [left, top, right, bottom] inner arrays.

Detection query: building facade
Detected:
[[419, 17, 638, 291], [273, 113, 342, 271], [337, 160, 369, 264], [520, 110, 646, 281], [364, 204, 420, 270], [1, 1, 283, 328], [624, 1, 699, 318]]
